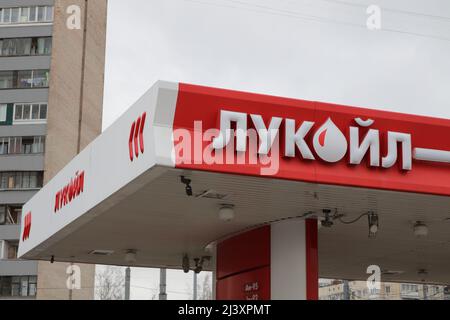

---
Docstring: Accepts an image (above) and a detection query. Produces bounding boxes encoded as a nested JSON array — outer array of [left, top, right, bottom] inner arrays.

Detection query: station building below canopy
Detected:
[[18, 81, 450, 299]]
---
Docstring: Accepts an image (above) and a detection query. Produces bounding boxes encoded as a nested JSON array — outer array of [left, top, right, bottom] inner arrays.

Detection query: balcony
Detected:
[[0, 190, 39, 205], [0, 260, 38, 276], [401, 291, 420, 300], [0, 224, 20, 241], [0, 153, 44, 171]]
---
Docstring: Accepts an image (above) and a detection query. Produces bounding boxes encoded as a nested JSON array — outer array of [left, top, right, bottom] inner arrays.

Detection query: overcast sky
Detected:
[[100, 0, 450, 299]]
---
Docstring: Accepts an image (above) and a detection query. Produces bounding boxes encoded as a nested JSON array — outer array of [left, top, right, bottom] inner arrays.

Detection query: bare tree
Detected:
[[187, 272, 213, 300], [198, 273, 213, 300], [95, 266, 125, 300]]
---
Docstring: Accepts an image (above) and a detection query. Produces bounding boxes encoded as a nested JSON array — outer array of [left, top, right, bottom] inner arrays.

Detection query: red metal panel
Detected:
[[173, 83, 450, 196], [216, 266, 270, 300], [217, 226, 270, 280]]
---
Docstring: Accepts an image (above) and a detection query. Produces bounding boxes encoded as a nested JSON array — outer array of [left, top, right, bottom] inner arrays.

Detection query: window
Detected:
[[1, 39, 16, 56], [33, 136, 45, 153], [20, 7, 29, 23], [22, 137, 33, 154], [0, 6, 53, 25], [0, 70, 50, 89], [14, 103, 47, 123], [0, 71, 14, 89], [385, 286, 390, 294], [22, 172, 30, 188], [14, 172, 22, 189], [11, 8, 19, 23], [23, 104, 31, 119], [39, 104, 47, 119], [14, 104, 22, 120], [402, 284, 419, 293], [29, 277, 37, 296], [0, 276, 37, 297], [0, 104, 6, 122], [18, 38, 32, 56], [31, 104, 39, 120], [0, 172, 43, 190], [7, 242, 18, 259], [0, 136, 45, 155], [45, 6, 54, 21], [0, 207, 4, 224], [37, 37, 52, 55], [0, 173, 6, 189], [37, 6, 45, 22], [29, 6, 37, 22], [8, 137, 21, 154], [0, 205, 22, 225], [0, 138, 8, 154], [18, 70, 32, 88], [32, 70, 49, 87], [3, 8, 11, 23]]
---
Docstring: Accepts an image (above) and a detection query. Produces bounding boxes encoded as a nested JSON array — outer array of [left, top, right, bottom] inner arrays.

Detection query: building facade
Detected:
[[319, 279, 447, 300], [0, 0, 107, 299]]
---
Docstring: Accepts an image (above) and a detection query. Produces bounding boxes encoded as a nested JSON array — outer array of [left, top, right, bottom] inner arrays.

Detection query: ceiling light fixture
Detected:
[[182, 254, 190, 273], [125, 249, 137, 264], [219, 204, 235, 222], [89, 249, 114, 256], [418, 268, 428, 282], [413, 221, 428, 238]]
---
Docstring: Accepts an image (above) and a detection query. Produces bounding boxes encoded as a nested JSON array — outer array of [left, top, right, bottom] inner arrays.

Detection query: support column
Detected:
[[215, 219, 318, 300], [159, 268, 167, 300], [125, 267, 131, 300]]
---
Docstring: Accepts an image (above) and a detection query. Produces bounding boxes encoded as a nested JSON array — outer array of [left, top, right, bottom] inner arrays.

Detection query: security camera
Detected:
[[321, 209, 334, 228], [193, 256, 211, 274], [180, 176, 193, 197], [182, 254, 190, 273], [194, 258, 202, 274], [185, 185, 193, 196]]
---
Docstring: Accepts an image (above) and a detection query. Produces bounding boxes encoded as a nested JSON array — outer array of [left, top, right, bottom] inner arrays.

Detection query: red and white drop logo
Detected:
[[313, 118, 348, 163]]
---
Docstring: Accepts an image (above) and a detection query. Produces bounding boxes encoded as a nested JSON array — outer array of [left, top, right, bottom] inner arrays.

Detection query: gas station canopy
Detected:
[[18, 81, 450, 284]]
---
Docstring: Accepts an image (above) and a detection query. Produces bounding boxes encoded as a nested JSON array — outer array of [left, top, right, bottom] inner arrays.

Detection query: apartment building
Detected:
[[319, 279, 446, 300], [0, 0, 107, 299]]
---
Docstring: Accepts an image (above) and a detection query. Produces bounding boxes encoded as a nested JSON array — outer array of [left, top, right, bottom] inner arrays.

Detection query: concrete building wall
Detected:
[[36, 0, 107, 300]]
